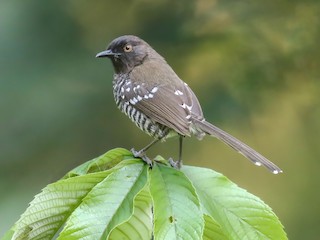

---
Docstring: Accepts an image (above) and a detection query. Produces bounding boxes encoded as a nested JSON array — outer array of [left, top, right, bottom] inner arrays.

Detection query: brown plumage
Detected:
[[96, 35, 282, 174]]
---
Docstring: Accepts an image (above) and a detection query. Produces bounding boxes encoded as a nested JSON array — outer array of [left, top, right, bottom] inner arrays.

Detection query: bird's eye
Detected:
[[123, 44, 133, 52]]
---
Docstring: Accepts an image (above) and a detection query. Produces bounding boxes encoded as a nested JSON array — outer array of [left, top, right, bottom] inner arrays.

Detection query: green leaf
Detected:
[[109, 186, 153, 240], [63, 148, 133, 178], [11, 158, 144, 240], [12, 170, 115, 240], [5, 149, 287, 240], [182, 166, 287, 240], [58, 161, 148, 240], [1, 227, 15, 240], [202, 215, 228, 240], [149, 164, 204, 240]]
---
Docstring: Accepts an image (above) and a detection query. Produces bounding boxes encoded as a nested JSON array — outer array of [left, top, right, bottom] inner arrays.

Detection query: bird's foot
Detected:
[[168, 158, 182, 169], [131, 148, 153, 167]]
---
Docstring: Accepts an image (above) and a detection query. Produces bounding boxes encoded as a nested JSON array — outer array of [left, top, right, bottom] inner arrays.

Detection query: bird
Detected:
[[96, 35, 282, 174]]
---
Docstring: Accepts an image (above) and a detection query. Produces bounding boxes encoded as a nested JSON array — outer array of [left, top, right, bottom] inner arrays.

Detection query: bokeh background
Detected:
[[1, 0, 319, 239]]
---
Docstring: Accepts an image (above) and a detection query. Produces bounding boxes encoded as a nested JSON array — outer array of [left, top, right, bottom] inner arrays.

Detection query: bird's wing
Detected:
[[124, 61, 204, 136]]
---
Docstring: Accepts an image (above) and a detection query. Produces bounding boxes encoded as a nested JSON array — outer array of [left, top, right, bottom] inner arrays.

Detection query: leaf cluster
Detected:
[[3, 148, 286, 240]]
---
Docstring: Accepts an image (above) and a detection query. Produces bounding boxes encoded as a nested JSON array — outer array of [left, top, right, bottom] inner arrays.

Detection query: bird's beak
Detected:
[[96, 49, 116, 58]]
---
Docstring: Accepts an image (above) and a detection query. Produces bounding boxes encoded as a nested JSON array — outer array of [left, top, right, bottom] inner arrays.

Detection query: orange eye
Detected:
[[123, 44, 133, 52]]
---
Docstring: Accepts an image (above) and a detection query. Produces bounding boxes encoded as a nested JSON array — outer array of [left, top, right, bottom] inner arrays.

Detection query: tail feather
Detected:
[[193, 119, 282, 174]]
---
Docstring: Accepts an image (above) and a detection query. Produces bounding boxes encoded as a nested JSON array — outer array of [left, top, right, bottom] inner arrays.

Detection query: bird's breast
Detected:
[[112, 73, 170, 139]]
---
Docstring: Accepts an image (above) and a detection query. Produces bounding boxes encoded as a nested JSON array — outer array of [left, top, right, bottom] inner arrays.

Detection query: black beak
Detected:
[[96, 49, 116, 58]]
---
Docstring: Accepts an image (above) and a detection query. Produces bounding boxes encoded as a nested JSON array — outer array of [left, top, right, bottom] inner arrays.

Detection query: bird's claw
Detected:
[[131, 148, 182, 170], [131, 148, 153, 167], [168, 158, 182, 169]]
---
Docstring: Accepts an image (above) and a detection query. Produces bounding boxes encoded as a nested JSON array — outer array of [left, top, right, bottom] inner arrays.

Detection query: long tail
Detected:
[[193, 119, 282, 174]]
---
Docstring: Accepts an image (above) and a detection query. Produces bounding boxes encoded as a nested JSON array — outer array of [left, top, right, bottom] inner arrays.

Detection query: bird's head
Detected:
[[96, 35, 162, 74]]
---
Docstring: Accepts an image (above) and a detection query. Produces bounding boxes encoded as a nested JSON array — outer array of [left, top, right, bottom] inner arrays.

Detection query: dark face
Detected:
[[96, 35, 149, 74]]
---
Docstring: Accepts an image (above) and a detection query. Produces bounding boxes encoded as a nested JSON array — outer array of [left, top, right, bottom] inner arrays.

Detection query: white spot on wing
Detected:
[[254, 161, 262, 166], [144, 95, 149, 99], [129, 99, 135, 105], [126, 87, 130, 92], [151, 87, 158, 93], [180, 103, 192, 111], [129, 97, 138, 105], [148, 93, 154, 98], [174, 90, 183, 96], [137, 95, 142, 101], [121, 87, 124, 93]]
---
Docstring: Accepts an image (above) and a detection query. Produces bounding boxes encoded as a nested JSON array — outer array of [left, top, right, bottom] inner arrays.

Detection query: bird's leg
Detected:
[[131, 138, 161, 166], [169, 135, 184, 169], [178, 135, 183, 163]]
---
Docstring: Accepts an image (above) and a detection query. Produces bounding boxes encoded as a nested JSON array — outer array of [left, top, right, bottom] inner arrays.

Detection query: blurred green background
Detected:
[[1, 0, 319, 239]]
